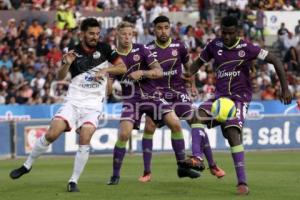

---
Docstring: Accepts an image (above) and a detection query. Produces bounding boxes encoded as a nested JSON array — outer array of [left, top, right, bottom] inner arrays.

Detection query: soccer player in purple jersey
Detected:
[[183, 16, 292, 195], [138, 16, 225, 183], [107, 21, 200, 185]]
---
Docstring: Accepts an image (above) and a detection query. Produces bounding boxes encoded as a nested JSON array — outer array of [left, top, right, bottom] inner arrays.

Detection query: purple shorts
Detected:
[[153, 92, 194, 127], [121, 96, 173, 129], [199, 98, 249, 131]]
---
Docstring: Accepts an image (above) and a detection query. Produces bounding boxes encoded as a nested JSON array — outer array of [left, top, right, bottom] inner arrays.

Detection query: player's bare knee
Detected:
[[119, 133, 130, 141], [168, 120, 182, 132], [223, 127, 242, 146], [45, 127, 60, 143], [144, 123, 156, 134]]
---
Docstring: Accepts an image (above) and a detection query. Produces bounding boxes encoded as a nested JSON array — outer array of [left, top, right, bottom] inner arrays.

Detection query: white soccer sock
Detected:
[[69, 145, 90, 184], [24, 135, 50, 170]]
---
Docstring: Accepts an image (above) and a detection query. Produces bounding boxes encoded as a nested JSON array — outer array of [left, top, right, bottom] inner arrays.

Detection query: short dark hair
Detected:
[[153, 15, 170, 25], [80, 18, 100, 32], [221, 16, 238, 27]]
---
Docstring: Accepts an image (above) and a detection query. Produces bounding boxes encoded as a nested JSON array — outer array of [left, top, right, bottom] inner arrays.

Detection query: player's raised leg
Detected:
[[10, 118, 68, 179], [67, 123, 96, 192], [107, 120, 134, 185], [163, 111, 200, 179], [139, 116, 156, 182]]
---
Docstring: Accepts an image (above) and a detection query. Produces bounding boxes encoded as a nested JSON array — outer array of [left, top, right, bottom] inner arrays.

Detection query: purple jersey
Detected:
[[115, 43, 157, 98], [147, 39, 190, 95], [200, 38, 268, 102]]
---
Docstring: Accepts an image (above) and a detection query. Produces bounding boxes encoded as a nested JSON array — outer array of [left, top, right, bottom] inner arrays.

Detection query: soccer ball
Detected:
[[211, 97, 236, 122]]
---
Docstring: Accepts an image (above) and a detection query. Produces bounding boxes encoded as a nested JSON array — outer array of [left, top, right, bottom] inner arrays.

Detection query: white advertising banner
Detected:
[[264, 11, 300, 35]]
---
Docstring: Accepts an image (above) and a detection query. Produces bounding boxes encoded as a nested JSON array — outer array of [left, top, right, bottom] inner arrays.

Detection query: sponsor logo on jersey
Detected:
[[217, 70, 241, 78], [163, 69, 178, 76], [93, 51, 101, 59], [131, 48, 140, 53], [133, 54, 140, 61], [215, 41, 223, 47], [169, 43, 180, 47], [79, 83, 100, 88], [217, 49, 223, 56], [171, 49, 178, 56], [238, 50, 246, 57], [85, 74, 95, 81], [236, 43, 247, 49]]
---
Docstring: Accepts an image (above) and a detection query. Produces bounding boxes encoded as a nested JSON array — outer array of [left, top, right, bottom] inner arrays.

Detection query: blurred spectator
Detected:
[[9, 66, 24, 85], [294, 20, 300, 36], [201, 77, 215, 101], [28, 19, 43, 39], [282, 0, 294, 11], [243, 5, 256, 39], [137, 25, 155, 45], [284, 46, 300, 73], [183, 25, 196, 51], [261, 84, 276, 100], [30, 71, 45, 90], [255, 2, 266, 41], [0, 53, 13, 69]]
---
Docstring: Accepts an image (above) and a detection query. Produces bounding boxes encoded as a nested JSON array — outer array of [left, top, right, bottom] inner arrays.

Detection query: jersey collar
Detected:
[[116, 44, 133, 56], [155, 38, 172, 49], [224, 38, 241, 49]]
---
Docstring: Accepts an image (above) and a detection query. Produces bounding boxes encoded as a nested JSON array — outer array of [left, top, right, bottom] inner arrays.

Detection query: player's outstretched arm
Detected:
[[128, 61, 163, 80], [57, 50, 76, 80], [187, 57, 205, 77], [144, 61, 163, 79], [264, 53, 292, 105], [105, 57, 127, 75]]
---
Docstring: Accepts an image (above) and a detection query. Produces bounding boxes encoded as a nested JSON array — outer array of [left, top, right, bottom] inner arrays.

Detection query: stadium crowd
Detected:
[[0, 0, 299, 104]]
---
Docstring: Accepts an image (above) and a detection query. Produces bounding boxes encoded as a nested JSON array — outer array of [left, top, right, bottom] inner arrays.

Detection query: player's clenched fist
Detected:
[[62, 50, 76, 65], [280, 89, 293, 105], [128, 70, 143, 80]]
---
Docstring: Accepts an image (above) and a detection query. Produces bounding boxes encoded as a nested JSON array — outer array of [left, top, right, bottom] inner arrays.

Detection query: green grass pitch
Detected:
[[1, 151, 299, 200]]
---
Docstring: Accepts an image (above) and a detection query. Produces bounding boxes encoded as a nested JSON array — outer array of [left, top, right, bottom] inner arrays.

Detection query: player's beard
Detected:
[[84, 37, 98, 49], [157, 35, 170, 44]]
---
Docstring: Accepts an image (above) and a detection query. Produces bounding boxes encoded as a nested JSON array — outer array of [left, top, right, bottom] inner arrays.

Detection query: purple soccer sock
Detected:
[[231, 145, 247, 185], [112, 140, 127, 177], [142, 133, 153, 174], [191, 124, 206, 159], [203, 133, 216, 167], [171, 132, 185, 162]]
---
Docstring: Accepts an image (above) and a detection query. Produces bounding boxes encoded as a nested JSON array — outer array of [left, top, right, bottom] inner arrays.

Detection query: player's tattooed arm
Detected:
[[96, 57, 127, 81], [145, 60, 163, 79], [129, 61, 163, 80], [264, 53, 292, 105], [105, 57, 127, 75], [58, 50, 76, 80], [188, 57, 205, 76]]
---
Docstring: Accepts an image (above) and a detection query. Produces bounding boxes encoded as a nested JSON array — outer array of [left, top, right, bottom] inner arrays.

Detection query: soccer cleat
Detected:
[[178, 156, 205, 171], [177, 166, 200, 179], [9, 165, 31, 179], [237, 183, 249, 195], [209, 165, 226, 178], [138, 172, 151, 183], [67, 182, 80, 192], [107, 176, 120, 185]]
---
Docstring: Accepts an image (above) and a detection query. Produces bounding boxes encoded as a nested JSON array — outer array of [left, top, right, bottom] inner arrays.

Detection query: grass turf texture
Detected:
[[1, 151, 299, 200]]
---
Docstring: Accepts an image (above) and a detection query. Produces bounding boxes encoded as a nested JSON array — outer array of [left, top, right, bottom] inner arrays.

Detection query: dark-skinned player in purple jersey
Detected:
[[107, 21, 200, 185], [183, 16, 292, 195], [138, 16, 225, 183]]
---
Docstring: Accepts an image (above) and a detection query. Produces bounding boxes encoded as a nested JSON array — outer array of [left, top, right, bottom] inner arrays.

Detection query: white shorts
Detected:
[[54, 102, 103, 131]]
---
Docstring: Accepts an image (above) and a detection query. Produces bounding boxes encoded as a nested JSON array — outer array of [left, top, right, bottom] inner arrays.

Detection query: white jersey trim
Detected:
[[257, 49, 269, 60]]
